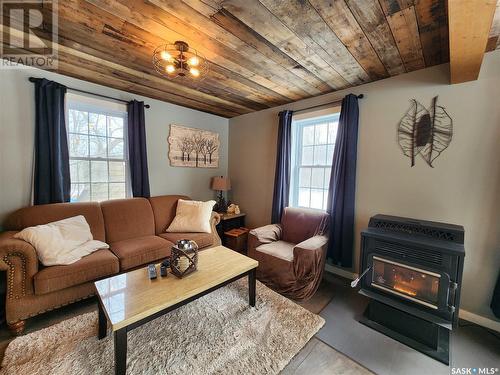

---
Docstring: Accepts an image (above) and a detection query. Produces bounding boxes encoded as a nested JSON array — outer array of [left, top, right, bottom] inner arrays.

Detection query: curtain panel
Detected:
[[127, 100, 151, 198], [326, 94, 360, 268], [492, 272, 500, 318], [271, 110, 293, 224], [33, 78, 70, 205]]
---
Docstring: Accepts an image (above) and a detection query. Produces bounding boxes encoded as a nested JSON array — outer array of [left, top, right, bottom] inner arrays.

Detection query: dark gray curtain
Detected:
[[33, 78, 70, 205], [127, 100, 150, 197], [271, 110, 293, 223], [326, 94, 360, 267], [491, 272, 500, 318]]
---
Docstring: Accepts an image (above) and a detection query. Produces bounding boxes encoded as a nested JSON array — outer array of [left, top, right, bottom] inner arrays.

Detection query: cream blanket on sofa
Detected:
[[14, 215, 109, 266]]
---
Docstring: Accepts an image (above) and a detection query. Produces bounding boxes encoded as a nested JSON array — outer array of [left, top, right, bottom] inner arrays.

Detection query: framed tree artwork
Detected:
[[168, 124, 220, 168]]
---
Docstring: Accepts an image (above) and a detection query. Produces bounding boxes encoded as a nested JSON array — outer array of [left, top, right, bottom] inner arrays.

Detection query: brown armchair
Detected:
[[248, 207, 329, 301]]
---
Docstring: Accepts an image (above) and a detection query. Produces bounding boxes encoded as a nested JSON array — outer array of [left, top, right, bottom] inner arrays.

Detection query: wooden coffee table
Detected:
[[94, 246, 258, 375]]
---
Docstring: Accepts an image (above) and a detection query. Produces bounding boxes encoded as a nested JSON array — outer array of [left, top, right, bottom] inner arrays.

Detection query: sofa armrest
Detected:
[[210, 212, 222, 246], [292, 235, 328, 287], [0, 231, 39, 298], [249, 224, 282, 246], [248, 224, 282, 258], [294, 235, 329, 254]]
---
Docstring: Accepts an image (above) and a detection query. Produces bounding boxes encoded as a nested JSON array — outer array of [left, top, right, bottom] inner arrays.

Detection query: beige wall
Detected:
[[228, 50, 500, 320], [0, 67, 228, 224]]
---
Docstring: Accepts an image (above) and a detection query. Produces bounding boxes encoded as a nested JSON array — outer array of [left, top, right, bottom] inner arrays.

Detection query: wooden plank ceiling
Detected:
[[3, 0, 500, 118]]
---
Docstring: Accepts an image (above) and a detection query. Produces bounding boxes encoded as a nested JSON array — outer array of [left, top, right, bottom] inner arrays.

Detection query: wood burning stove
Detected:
[[359, 215, 465, 364]]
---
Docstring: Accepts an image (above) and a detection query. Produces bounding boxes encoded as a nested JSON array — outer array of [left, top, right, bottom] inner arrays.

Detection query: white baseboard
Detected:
[[325, 264, 358, 280], [324, 265, 500, 333], [459, 309, 500, 333]]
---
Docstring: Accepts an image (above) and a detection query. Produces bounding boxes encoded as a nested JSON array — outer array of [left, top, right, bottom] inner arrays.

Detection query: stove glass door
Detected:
[[371, 256, 441, 309]]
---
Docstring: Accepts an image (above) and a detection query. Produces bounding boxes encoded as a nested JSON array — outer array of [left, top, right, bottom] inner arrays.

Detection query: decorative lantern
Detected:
[[170, 239, 198, 278]]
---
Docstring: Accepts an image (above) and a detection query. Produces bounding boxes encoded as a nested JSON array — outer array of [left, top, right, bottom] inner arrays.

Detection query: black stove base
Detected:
[[360, 300, 450, 365]]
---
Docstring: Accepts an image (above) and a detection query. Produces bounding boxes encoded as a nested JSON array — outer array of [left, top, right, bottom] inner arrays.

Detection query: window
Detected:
[[66, 94, 129, 202], [290, 111, 340, 210]]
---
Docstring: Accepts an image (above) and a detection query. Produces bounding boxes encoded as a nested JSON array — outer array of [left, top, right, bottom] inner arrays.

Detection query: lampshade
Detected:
[[211, 176, 231, 191]]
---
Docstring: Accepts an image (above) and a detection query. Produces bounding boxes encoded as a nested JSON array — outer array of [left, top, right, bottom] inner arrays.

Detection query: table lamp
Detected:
[[211, 176, 231, 213]]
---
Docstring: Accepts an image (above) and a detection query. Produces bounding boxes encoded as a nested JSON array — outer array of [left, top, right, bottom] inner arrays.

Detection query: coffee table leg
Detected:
[[114, 328, 127, 375], [249, 268, 256, 307], [98, 302, 107, 339]]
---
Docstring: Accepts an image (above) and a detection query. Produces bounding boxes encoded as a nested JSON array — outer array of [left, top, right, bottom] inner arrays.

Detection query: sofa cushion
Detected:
[[148, 195, 190, 235], [109, 235, 173, 270], [256, 241, 295, 262], [158, 232, 213, 249], [34, 249, 119, 295], [4, 202, 106, 242], [101, 198, 155, 243]]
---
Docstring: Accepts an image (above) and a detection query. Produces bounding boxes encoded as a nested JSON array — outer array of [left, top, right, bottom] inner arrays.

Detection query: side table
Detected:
[[216, 212, 246, 246]]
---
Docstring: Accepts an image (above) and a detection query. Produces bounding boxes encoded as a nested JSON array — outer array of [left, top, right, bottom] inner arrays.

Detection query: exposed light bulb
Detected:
[[188, 56, 199, 66], [190, 68, 200, 77], [160, 51, 172, 61], [166, 65, 175, 74]]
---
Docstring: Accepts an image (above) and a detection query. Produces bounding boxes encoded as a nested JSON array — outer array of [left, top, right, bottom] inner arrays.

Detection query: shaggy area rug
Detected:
[[1, 280, 324, 375]]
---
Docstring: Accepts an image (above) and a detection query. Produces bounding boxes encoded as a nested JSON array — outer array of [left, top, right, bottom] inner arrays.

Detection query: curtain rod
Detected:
[[28, 77, 151, 108], [290, 94, 363, 115]]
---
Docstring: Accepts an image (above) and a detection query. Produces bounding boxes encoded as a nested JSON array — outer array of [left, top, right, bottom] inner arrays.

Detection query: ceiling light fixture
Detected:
[[153, 41, 208, 80]]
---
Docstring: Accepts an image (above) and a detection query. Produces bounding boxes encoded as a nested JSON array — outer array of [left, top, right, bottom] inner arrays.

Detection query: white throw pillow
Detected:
[[166, 199, 216, 234], [14, 215, 109, 266]]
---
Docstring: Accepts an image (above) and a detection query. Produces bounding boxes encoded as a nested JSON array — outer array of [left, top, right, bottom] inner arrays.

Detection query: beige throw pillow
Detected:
[[14, 215, 109, 266], [166, 199, 216, 233]]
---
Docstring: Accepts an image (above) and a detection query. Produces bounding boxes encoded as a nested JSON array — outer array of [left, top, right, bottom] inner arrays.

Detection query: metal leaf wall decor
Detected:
[[398, 96, 453, 167]]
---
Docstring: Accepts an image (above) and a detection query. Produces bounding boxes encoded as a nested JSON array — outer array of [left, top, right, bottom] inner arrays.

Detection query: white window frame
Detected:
[[290, 109, 341, 211], [66, 93, 131, 202]]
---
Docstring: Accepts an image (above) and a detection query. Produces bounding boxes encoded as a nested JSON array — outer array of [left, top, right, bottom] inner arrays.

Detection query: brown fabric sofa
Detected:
[[0, 195, 220, 335], [248, 207, 328, 301]]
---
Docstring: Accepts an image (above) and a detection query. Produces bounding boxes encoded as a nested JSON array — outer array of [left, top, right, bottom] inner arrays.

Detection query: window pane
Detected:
[[302, 125, 315, 146], [310, 189, 324, 210], [70, 184, 79, 202], [324, 168, 331, 189], [67, 99, 129, 203], [302, 146, 313, 165], [89, 136, 107, 158], [109, 161, 125, 182], [109, 183, 126, 200], [91, 161, 108, 183], [108, 138, 124, 159], [71, 183, 90, 202], [328, 122, 338, 143], [89, 113, 106, 136], [326, 144, 335, 164], [70, 160, 89, 183], [68, 110, 88, 134], [314, 145, 327, 165], [291, 113, 339, 210], [299, 167, 311, 188], [91, 183, 108, 202], [311, 168, 324, 188], [315, 123, 328, 145], [298, 188, 310, 207], [69, 134, 89, 157], [108, 116, 124, 138]]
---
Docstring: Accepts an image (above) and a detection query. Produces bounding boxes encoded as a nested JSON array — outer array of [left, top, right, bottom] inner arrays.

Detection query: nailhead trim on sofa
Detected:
[[8, 293, 96, 324], [3, 252, 27, 299]]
